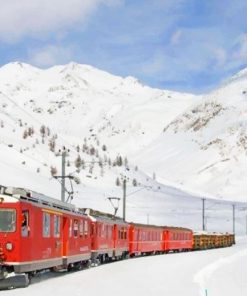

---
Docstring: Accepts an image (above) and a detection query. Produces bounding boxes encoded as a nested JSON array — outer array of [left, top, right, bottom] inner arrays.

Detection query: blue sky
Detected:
[[0, 0, 247, 93]]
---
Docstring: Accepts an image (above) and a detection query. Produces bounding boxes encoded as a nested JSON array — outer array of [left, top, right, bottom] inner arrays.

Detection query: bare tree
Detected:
[[116, 177, 121, 186], [23, 130, 28, 139], [75, 155, 82, 172], [50, 166, 58, 176], [132, 178, 137, 187]]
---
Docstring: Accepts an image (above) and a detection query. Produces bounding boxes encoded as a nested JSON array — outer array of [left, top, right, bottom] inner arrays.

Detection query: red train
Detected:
[[0, 185, 235, 289]]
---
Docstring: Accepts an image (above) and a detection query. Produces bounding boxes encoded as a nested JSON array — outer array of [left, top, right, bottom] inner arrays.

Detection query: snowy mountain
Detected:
[[0, 61, 247, 232], [135, 71, 247, 201]]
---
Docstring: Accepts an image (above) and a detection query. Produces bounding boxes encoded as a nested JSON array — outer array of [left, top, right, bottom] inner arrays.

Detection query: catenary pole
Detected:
[[202, 198, 206, 231], [123, 178, 126, 221], [232, 204, 235, 234]]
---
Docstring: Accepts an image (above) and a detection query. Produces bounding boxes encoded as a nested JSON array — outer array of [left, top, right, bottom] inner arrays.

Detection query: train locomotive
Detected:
[[0, 185, 235, 289]]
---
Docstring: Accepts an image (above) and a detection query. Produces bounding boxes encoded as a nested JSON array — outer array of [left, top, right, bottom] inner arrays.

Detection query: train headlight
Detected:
[[6, 242, 13, 251]]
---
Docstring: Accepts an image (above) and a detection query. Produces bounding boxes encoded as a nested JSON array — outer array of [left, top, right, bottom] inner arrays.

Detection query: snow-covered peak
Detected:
[[228, 66, 247, 83]]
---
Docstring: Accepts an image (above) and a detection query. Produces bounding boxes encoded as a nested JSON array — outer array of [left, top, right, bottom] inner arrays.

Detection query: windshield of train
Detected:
[[0, 209, 16, 232]]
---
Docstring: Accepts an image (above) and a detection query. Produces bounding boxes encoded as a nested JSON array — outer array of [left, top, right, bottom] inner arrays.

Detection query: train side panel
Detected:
[[128, 223, 164, 256], [165, 228, 193, 252]]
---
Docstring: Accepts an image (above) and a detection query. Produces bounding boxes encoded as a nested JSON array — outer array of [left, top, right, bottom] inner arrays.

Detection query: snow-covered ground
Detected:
[[2, 236, 247, 296]]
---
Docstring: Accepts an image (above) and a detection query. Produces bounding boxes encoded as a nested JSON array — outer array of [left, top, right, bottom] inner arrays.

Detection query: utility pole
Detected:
[[123, 178, 126, 221], [232, 204, 235, 234], [202, 198, 206, 231], [246, 216, 247, 235], [54, 147, 70, 202], [61, 149, 66, 202]]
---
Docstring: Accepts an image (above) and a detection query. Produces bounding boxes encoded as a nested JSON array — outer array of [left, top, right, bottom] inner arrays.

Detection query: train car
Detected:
[[128, 223, 164, 256], [113, 221, 129, 259], [193, 232, 235, 250], [0, 185, 91, 288], [86, 209, 128, 263], [164, 227, 193, 252]]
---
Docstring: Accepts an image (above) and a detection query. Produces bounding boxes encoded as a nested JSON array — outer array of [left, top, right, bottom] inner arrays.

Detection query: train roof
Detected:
[[80, 208, 128, 225], [193, 231, 234, 235], [129, 222, 192, 232], [0, 184, 79, 214]]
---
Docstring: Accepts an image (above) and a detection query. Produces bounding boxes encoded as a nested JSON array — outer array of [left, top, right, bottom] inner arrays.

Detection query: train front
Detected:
[[0, 192, 29, 289]]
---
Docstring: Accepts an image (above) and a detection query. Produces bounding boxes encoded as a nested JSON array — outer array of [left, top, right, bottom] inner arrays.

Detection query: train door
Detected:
[[62, 216, 69, 257], [163, 230, 169, 252], [20, 208, 31, 261], [90, 222, 96, 250], [137, 228, 140, 252], [53, 214, 63, 257]]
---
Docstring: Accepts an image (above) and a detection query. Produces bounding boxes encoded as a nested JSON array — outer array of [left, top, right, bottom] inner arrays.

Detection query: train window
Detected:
[[84, 221, 88, 238], [143, 232, 146, 241], [0, 209, 16, 232], [74, 219, 79, 237], [108, 226, 112, 238], [43, 212, 50, 237], [69, 219, 72, 237], [91, 223, 95, 236], [21, 210, 29, 237], [124, 229, 126, 239], [105, 225, 107, 238], [102, 224, 105, 238], [79, 220, 84, 237], [54, 215, 60, 237]]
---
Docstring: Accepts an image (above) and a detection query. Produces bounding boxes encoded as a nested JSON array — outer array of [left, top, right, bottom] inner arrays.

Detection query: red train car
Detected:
[[128, 223, 164, 256], [0, 185, 91, 286], [164, 227, 193, 252], [86, 209, 128, 263]]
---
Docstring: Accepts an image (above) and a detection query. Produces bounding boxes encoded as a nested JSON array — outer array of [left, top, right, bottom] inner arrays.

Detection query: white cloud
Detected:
[[27, 45, 74, 67], [0, 0, 120, 42], [211, 47, 227, 67], [170, 30, 182, 45], [233, 34, 247, 60]]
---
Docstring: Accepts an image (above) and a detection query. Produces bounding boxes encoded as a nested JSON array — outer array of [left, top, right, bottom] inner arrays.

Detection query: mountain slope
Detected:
[[134, 71, 247, 200], [0, 62, 197, 206]]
